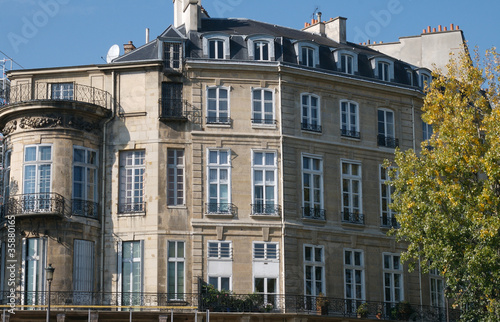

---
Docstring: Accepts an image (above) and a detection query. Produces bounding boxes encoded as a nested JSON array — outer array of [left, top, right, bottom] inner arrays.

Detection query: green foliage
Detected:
[[388, 48, 500, 321]]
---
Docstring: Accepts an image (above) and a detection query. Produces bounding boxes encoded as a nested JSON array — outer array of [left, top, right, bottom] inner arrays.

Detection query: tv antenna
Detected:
[[106, 44, 120, 63]]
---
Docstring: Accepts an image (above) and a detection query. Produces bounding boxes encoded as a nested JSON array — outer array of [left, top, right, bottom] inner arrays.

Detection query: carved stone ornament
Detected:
[[2, 115, 101, 135], [2, 120, 17, 135], [19, 116, 62, 129], [68, 117, 100, 133]]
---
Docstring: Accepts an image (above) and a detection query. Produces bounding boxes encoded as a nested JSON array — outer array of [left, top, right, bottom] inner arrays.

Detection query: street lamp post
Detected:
[[45, 264, 55, 322]]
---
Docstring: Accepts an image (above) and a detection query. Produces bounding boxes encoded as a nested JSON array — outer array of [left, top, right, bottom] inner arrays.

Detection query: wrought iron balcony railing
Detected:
[[251, 204, 280, 216], [206, 116, 230, 125], [118, 202, 146, 214], [4, 83, 111, 110], [205, 203, 234, 215], [301, 122, 322, 133], [6, 193, 65, 217], [251, 118, 276, 125], [302, 207, 325, 220], [341, 211, 364, 225], [72, 199, 99, 219], [377, 134, 399, 148], [340, 128, 360, 139], [159, 98, 188, 120], [0, 291, 460, 321], [381, 215, 400, 228]]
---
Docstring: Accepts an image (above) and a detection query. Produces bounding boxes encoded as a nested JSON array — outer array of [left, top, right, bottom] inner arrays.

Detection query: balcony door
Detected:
[[23, 145, 52, 213]]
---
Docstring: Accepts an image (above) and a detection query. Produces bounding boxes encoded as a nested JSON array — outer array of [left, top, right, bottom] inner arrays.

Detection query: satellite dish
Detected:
[[106, 44, 120, 63]]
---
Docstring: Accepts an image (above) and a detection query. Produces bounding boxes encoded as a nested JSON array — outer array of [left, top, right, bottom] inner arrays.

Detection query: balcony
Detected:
[[341, 211, 364, 225], [251, 204, 280, 216], [302, 207, 325, 220], [159, 98, 188, 121], [381, 215, 400, 228], [301, 122, 322, 133], [206, 116, 231, 125], [4, 83, 111, 110], [205, 203, 235, 216], [340, 128, 360, 139], [251, 118, 277, 126], [377, 134, 399, 148], [118, 202, 146, 215], [72, 199, 99, 219], [6, 193, 65, 218]]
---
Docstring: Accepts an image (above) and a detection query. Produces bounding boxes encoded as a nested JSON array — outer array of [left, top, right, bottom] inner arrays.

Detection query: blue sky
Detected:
[[1, 0, 499, 70]]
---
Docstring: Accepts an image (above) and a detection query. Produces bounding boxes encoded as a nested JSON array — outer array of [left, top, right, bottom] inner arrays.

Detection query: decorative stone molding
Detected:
[[2, 115, 102, 135], [19, 116, 62, 129], [68, 117, 100, 133], [2, 120, 17, 135]]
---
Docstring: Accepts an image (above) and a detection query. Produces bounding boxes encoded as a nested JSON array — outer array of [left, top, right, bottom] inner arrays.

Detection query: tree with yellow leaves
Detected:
[[388, 48, 500, 321]]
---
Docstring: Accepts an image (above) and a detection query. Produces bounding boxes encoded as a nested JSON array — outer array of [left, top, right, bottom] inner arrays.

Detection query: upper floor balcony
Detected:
[[3, 82, 112, 111], [6, 193, 65, 218]]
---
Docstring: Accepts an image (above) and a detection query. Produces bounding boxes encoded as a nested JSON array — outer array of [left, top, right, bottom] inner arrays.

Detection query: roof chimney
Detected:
[[146, 28, 150, 44], [124, 41, 136, 54], [324, 16, 347, 43], [173, 0, 201, 32]]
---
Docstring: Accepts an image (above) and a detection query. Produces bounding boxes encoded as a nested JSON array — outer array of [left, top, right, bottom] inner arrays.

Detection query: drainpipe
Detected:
[[278, 63, 285, 302], [100, 70, 117, 295]]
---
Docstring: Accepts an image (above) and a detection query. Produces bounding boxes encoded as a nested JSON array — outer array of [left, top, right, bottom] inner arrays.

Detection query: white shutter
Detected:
[[73, 240, 94, 292]]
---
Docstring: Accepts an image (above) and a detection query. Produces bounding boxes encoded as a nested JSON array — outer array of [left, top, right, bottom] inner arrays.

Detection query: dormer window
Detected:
[[333, 50, 359, 75], [164, 42, 182, 69], [371, 57, 394, 82], [202, 34, 230, 59], [406, 69, 414, 86], [247, 35, 275, 61], [417, 69, 432, 89], [294, 42, 319, 68]]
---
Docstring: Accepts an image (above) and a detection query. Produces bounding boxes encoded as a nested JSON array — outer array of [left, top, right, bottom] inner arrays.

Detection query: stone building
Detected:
[[0, 0, 465, 320]]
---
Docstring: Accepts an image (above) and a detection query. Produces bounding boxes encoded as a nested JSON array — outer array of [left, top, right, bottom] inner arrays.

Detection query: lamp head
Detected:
[[45, 264, 55, 282]]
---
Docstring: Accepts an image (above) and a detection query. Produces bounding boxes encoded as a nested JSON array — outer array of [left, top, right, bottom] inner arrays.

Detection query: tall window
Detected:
[[344, 249, 365, 312], [252, 89, 274, 125], [207, 150, 231, 214], [302, 155, 324, 220], [378, 62, 390, 81], [168, 241, 185, 299], [3, 150, 11, 205], [164, 42, 182, 69], [420, 73, 431, 89], [23, 238, 46, 305], [301, 46, 315, 67], [24, 145, 52, 212], [121, 241, 143, 305], [423, 121, 433, 142], [161, 83, 183, 118], [430, 268, 445, 308], [73, 240, 94, 296], [73, 147, 98, 218], [406, 70, 414, 86], [301, 94, 321, 132], [341, 161, 363, 224], [383, 253, 403, 306], [118, 150, 145, 214], [207, 87, 230, 124], [207, 241, 232, 291], [252, 151, 277, 215], [341, 54, 354, 74], [304, 245, 324, 297], [51, 83, 74, 100], [167, 149, 184, 206], [380, 166, 397, 228], [377, 109, 398, 148], [209, 39, 224, 59], [254, 41, 270, 61], [340, 101, 359, 138]]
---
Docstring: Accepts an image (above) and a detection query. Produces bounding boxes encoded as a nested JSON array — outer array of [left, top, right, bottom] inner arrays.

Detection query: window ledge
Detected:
[[117, 212, 146, 217], [340, 135, 361, 141], [167, 205, 187, 209], [252, 124, 277, 130], [206, 123, 232, 128], [250, 213, 281, 219], [205, 213, 234, 219], [300, 129, 323, 135], [302, 218, 326, 224]]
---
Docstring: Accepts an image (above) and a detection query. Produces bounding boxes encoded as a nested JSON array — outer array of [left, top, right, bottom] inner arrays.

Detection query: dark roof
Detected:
[[113, 41, 159, 63]]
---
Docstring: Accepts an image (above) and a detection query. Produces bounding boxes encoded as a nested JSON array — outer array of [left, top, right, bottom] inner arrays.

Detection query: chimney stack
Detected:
[[124, 41, 136, 54], [146, 28, 150, 44]]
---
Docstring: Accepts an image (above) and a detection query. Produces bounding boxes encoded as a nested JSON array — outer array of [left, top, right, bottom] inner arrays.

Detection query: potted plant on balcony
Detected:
[[356, 302, 369, 318], [316, 293, 329, 315]]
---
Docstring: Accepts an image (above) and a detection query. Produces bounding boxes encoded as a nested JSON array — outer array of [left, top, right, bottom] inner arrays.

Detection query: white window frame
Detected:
[[207, 241, 233, 291], [294, 42, 319, 68], [118, 240, 144, 305], [252, 242, 279, 261], [340, 100, 359, 138], [206, 149, 231, 214], [301, 154, 324, 220], [422, 121, 433, 142], [3, 149, 11, 203], [430, 268, 445, 308], [341, 160, 363, 224], [344, 248, 365, 312], [383, 253, 404, 304], [303, 244, 325, 297], [51, 82, 74, 100], [371, 58, 394, 82], [118, 150, 145, 214], [301, 93, 321, 132], [202, 34, 230, 59], [251, 151, 278, 215], [163, 41, 183, 69], [23, 145, 52, 213], [251, 88, 275, 126], [406, 69, 414, 86], [380, 165, 397, 228], [208, 276, 232, 291], [167, 240, 185, 298], [72, 146, 98, 217], [207, 241, 232, 260], [167, 149, 185, 206], [21, 238, 47, 305], [377, 108, 396, 148], [417, 69, 432, 89], [206, 86, 230, 125], [247, 35, 275, 61], [334, 50, 359, 75]]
